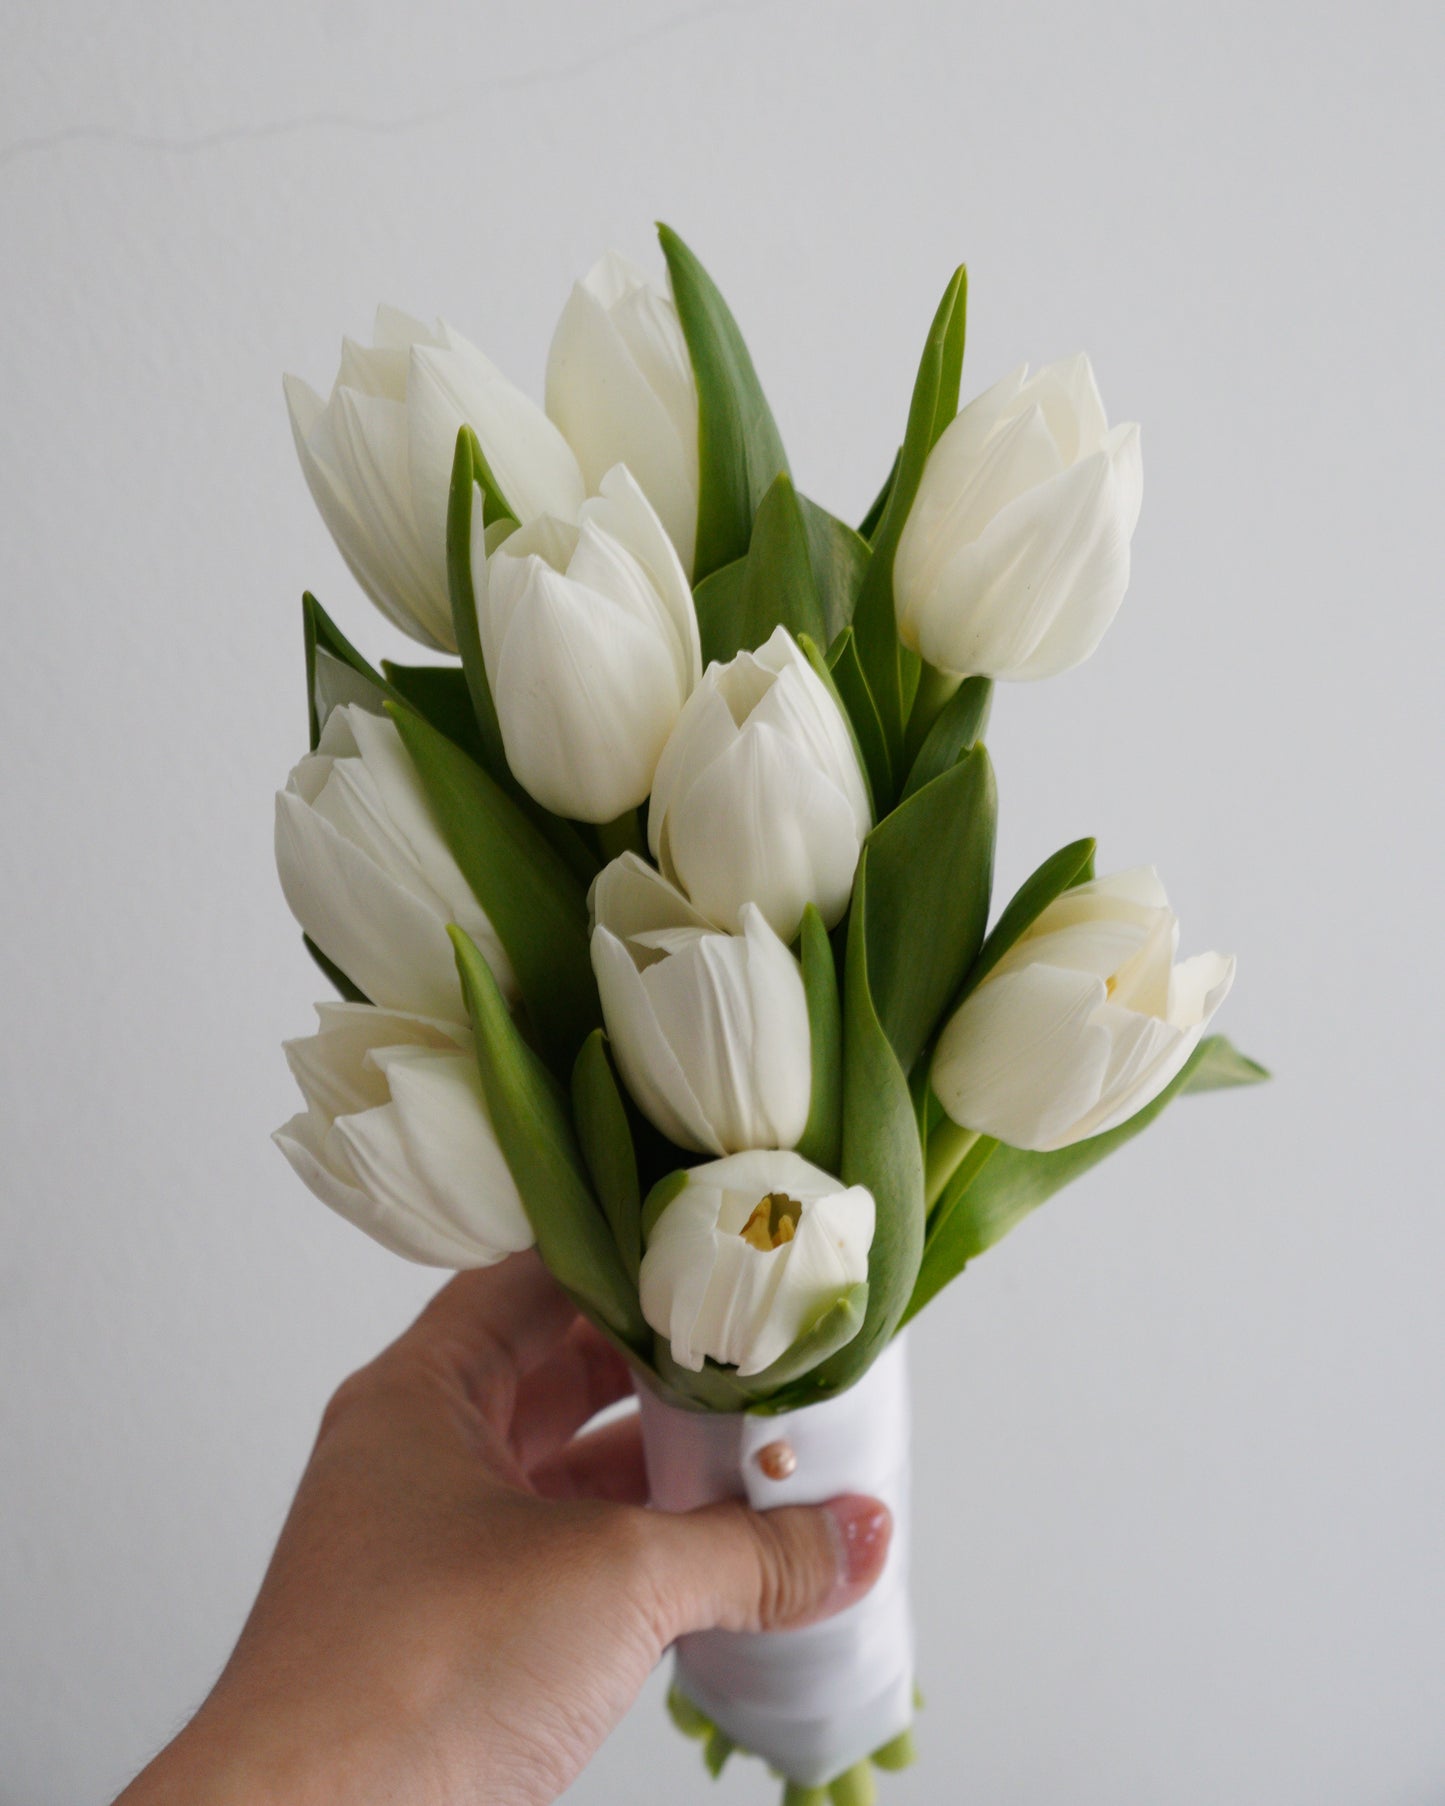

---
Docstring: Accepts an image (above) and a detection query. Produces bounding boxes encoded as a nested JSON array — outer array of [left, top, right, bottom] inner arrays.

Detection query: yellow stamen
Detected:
[[740, 1192, 802, 1251]]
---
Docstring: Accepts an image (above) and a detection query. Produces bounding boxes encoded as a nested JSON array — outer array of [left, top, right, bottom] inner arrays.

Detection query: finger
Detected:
[[530, 1413, 649, 1505], [637, 1495, 892, 1643], [390, 1252, 577, 1403], [510, 1321, 634, 1470]]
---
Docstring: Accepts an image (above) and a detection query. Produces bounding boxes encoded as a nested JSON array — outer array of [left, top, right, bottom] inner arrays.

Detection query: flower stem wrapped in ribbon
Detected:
[[273, 226, 1268, 1800]]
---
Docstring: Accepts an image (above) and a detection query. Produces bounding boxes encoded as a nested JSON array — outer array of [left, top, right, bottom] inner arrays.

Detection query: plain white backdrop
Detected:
[[2, 2, 1441, 1801]]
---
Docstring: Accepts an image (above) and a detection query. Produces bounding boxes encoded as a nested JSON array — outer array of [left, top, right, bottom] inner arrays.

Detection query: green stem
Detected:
[[596, 808, 646, 863], [902, 661, 962, 770], [924, 1118, 981, 1209]]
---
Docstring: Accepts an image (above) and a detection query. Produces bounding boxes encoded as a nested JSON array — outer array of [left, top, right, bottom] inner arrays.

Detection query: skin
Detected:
[[117, 1252, 892, 1806]]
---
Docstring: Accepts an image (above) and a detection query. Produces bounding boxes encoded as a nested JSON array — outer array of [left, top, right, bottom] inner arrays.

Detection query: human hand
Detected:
[[118, 1252, 892, 1805]]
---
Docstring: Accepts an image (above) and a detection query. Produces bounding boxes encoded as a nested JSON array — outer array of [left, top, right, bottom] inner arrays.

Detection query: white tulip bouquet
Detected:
[[272, 229, 1265, 1803]]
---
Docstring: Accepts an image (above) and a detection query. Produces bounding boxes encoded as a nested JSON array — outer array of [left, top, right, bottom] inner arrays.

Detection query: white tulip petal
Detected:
[[592, 925, 721, 1152], [589, 851, 714, 939], [274, 1113, 485, 1268]]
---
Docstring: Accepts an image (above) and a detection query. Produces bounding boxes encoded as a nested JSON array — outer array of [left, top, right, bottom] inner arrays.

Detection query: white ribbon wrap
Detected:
[[635, 1337, 914, 1788]]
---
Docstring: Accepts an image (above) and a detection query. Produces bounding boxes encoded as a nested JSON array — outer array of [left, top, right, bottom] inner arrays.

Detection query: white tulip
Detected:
[[547, 251, 700, 574], [894, 355, 1143, 681], [640, 1151, 874, 1376], [648, 627, 872, 940], [285, 307, 585, 650], [932, 867, 1234, 1151], [473, 466, 701, 823], [590, 853, 812, 1155], [275, 704, 515, 1022], [274, 1003, 533, 1267]]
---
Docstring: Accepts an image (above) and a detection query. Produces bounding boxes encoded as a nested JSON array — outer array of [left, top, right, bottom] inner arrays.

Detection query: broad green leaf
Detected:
[[902, 1035, 1270, 1324], [302, 591, 388, 747], [694, 472, 826, 667], [658, 224, 789, 580], [960, 836, 1097, 1001], [900, 676, 993, 801], [847, 267, 968, 765], [809, 857, 926, 1394], [388, 703, 598, 1074], [381, 661, 487, 765], [825, 628, 893, 809], [450, 929, 645, 1345], [445, 428, 509, 786], [798, 492, 870, 642], [571, 1031, 643, 1283], [858, 450, 900, 543], [863, 745, 997, 1076], [796, 904, 843, 1172], [303, 933, 369, 1004]]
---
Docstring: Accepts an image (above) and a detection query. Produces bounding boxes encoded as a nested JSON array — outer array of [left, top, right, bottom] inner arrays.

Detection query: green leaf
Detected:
[[961, 836, 1096, 1001], [380, 661, 487, 765], [847, 267, 968, 766], [445, 427, 510, 787], [858, 449, 900, 543], [751, 1285, 869, 1411], [303, 933, 369, 1004], [666, 1685, 712, 1742], [450, 928, 645, 1345], [825, 628, 893, 809], [902, 1035, 1270, 1324], [388, 703, 598, 1075], [828, 1761, 878, 1806], [863, 745, 997, 1076], [871, 1729, 917, 1772], [796, 905, 843, 1172], [640, 1168, 691, 1246], [809, 856, 926, 1395], [694, 472, 827, 667], [797, 492, 871, 642], [302, 591, 388, 748], [658, 224, 789, 580], [901, 676, 993, 801], [703, 1727, 736, 1777], [571, 1031, 643, 1283]]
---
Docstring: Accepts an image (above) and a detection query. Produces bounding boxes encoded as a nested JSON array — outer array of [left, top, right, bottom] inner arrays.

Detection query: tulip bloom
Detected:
[[547, 251, 700, 576], [640, 1151, 874, 1375], [590, 853, 811, 1155], [275, 704, 514, 1022], [894, 355, 1143, 681], [273, 1003, 533, 1267], [285, 308, 586, 650], [473, 466, 702, 823], [648, 626, 872, 941], [932, 867, 1234, 1151]]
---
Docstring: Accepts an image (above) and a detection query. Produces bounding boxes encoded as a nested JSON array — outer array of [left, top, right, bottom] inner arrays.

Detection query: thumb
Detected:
[[640, 1494, 892, 1644]]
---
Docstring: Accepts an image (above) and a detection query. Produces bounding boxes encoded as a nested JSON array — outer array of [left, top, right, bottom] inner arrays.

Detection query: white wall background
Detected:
[[2, 3, 1441, 1801]]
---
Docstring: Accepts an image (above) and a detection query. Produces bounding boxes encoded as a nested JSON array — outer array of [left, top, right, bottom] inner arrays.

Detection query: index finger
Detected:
[[395, 1251, 578, 1394]]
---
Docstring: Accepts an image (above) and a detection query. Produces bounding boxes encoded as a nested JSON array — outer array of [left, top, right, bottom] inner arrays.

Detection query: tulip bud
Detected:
[[932, 867, 1234, 1150], [275, 704, 515, 1022], [590, 853, 812, 1155], [473, 465, 702, 823], [894, 355, 1143, 681], [273, 1002, 533, 1267], [285, 308, 585, 650], [640, 1151, 874, 1375], [546, 251, 700, 574], [648, 627, 872, 941]]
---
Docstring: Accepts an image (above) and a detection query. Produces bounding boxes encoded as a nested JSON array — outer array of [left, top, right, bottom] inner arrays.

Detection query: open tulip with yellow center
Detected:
[[932, 867, 1234, 1151], [639, 1151, 874, 1376], [895, 355, 1142, 681]]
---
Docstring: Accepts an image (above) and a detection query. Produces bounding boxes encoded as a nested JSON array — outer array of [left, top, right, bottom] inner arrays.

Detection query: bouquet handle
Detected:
[[634, 1337, 915, 1790]]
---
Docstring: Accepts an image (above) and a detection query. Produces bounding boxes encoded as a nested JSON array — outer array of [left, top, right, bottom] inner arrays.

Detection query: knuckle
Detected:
[[742, 1511, 813, 1630]]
